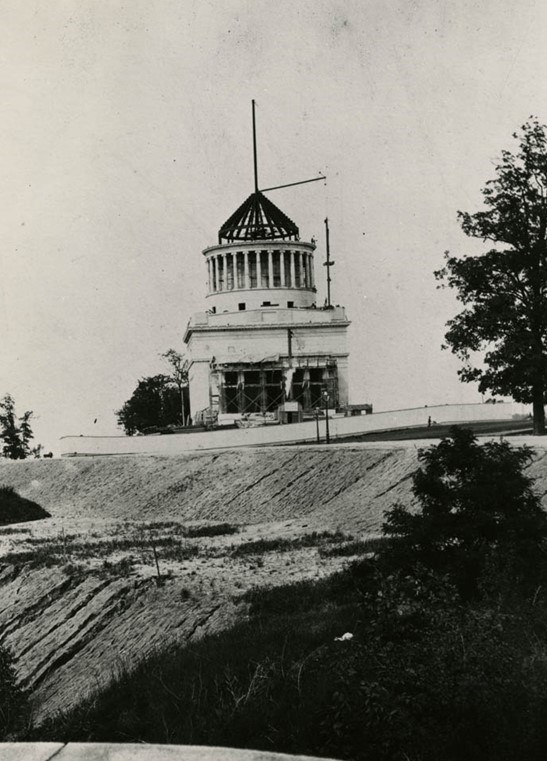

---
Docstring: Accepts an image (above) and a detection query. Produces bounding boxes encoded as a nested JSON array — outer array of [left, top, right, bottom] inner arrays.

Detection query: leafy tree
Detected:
[[436, 118, 547, 434], [116, 375, 182, 435], [0, 394, 34, 460], [161, 348, 189, 426], [381, 426, 547, 597]]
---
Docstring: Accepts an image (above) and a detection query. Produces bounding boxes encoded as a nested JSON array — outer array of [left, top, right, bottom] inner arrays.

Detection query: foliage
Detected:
[[436, 118, 547, 433], [115, 375, 183, 435], [0, 394, 34, 459], [0, 645, 29, 739], [0, 485, 50, 525], [27, 561, 547, 761], [380, 426, 547, 597], [161, 348, 190, 426]]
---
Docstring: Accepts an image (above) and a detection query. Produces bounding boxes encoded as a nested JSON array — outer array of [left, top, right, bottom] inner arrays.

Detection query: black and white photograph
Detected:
[[1, 1, 547, 759]]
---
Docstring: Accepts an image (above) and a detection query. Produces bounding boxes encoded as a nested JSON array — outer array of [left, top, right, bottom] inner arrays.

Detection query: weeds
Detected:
[[27, 560, 547, 761], [183, 523, 239, 538], [232, 530, 351, 557], [318, 537, 383, 558], [1, 547, 60, 568], [0, 533, 205, 570], [0, 527, 32, 535], [96, 557, 136, 578], [112, 521, 240, 538]]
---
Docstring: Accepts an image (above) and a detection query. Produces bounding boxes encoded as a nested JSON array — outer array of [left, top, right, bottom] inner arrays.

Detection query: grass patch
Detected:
[[28, 563, 366, 749], [318, 537, 384, 558], [183, 522, 239, 538], [0, 526, 32, 535], [0, 534, 206, 569], [1, 547, 62, 568], [96, 557, 136, 578], [232, 530, 351, 557], [112, 521, 240, 538], [26, 561, 547, 761], [153, 543, 201, 562]]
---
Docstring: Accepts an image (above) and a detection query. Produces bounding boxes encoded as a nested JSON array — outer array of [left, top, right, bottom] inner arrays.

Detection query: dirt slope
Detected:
[[0, 446, 419, 533], [0, 445, 424, 723], [4, 443, 546, 726], [0, 563, 242, 722]]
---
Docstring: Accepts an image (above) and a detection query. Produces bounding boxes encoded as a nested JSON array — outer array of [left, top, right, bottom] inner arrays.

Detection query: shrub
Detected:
[[0, 485, 50, 525], [0, 645, 29, 739], [380, 426, 547, 597]]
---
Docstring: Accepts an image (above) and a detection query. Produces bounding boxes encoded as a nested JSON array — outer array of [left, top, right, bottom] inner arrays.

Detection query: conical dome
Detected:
[[218, 191, 299, 244]]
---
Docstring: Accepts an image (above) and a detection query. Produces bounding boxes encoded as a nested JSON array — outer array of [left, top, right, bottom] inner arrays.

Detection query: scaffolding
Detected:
[[214, 359, 339, 415]]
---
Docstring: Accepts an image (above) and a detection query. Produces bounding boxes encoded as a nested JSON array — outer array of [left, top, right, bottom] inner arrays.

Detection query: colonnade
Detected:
[[206, 249, 315, 294]]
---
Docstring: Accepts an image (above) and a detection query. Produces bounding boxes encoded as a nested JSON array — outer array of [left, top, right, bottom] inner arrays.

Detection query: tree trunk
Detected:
[[180, 387, 186, 427], [532, 383, 546, 435]]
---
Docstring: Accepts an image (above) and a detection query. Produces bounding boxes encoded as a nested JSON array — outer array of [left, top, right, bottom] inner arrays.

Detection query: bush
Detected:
[[379, 426, 547, 597], [0, 645, 29, 739], [0, 485, 50, 525]]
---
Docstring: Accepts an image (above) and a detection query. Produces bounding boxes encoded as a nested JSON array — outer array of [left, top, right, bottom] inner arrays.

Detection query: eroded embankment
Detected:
[[0, 446, 419, 533], [0, 445, 423, 724], [0, 563, 242, 723], [2, 444, 547, 727]]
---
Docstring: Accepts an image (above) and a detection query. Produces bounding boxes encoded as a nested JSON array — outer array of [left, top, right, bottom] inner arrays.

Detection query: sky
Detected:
[[1, 0, 547, 453]]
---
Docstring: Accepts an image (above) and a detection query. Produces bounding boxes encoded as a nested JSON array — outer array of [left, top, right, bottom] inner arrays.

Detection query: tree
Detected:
[[0, 644, 28, 738], [161, 349, 189, 426], [381, 426, 547, 597], [436, 119, 547, 434], [116, 375, 182, 435], [0, 394, 34, 460]]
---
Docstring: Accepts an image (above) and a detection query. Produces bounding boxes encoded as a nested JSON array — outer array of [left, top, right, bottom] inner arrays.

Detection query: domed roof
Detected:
[[218, 191, 299, 244]]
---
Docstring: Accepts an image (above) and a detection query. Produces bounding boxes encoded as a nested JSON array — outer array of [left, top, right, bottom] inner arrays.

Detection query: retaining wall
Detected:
[[60, 403, 527, 457]]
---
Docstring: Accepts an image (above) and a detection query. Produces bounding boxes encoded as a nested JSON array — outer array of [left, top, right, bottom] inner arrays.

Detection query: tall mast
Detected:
[[252, 99, 259, 193], [324, 217, 334, 308]]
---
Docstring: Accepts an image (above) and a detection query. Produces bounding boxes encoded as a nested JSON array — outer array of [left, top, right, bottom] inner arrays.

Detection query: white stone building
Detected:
[[183, 189, 350, 425]]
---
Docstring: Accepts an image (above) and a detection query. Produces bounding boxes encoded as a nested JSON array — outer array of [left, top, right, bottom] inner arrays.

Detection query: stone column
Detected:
[[212, 257, 217, 291], [309, 254, 314, 288], [244, 251, 250, 289], [290, 250, 296, 288], [280, 251, 286, 287], [228, 253, 234, 290], [257, 251, 263, 288], [268, 250, 273, 288], [220, 253, 226, 291]]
